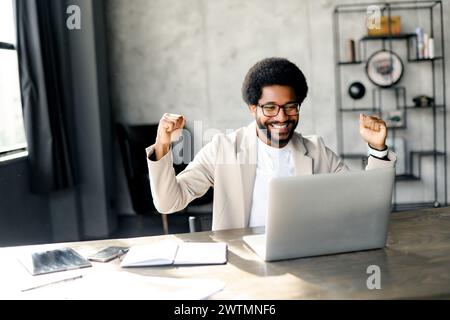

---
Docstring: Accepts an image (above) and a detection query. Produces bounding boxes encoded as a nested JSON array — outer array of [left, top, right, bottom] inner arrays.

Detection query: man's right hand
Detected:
[[154, 113, 186, 160]]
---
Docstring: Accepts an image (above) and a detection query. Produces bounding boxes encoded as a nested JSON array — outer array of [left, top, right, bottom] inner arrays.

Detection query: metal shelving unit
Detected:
[[333, 1, 447, 210]]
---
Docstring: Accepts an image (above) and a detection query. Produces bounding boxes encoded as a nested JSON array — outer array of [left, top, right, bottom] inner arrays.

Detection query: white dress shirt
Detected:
[[249, 138, 295, 227]]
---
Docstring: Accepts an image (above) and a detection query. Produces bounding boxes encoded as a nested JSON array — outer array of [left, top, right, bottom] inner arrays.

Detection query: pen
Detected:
[[21, 274, 83, 292]]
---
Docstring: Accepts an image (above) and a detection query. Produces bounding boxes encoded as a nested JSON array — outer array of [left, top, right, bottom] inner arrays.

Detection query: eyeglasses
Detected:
[[257, 102, 301, 117]]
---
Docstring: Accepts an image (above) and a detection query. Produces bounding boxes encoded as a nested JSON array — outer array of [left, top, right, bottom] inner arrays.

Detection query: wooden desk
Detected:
[[1, 207, 450, 299]]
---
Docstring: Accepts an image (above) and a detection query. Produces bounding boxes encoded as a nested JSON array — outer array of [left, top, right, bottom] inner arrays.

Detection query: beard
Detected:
[[256, 117, 298, 148]]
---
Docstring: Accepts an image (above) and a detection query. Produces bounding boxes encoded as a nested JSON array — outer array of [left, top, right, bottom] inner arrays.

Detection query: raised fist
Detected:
[[156, 113, 186, 146], [359, 113, 387, 150]]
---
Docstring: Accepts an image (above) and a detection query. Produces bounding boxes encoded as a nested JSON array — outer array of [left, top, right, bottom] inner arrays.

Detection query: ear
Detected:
[[249, 105, 257, 117]]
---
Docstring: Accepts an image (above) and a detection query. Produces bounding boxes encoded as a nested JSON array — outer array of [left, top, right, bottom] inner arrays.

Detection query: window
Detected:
[[0, 0, 27, 159]]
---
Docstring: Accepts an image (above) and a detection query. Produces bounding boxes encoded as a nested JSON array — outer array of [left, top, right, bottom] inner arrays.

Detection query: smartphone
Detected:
[[87, 246, 129, 262]]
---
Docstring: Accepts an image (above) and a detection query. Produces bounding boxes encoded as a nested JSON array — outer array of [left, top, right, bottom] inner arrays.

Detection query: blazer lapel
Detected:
[[290, 133, 313, 175], [237, 122, 257, 228]]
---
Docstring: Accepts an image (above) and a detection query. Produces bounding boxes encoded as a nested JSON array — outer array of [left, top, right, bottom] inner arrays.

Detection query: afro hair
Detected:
[[241, 57, 308, 106]]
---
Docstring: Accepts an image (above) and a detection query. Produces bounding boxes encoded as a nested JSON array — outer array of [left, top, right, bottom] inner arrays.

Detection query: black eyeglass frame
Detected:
[[257, 102, 301, 117]]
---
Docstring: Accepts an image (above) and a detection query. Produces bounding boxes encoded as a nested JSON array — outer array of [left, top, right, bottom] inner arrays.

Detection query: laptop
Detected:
[[243, 167, 395, 261]]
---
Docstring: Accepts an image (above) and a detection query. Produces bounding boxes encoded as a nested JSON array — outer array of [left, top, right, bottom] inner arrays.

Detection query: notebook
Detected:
[[120, 242, 227, 267], [18, 247, 92, 276]]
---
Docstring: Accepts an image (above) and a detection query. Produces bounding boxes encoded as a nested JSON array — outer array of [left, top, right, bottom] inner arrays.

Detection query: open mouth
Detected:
[[268, 122, 291, 133], [270, 123, 288, 129], [256, 118, 297, 145]]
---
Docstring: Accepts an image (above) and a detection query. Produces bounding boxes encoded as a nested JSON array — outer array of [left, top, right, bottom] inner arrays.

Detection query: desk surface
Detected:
[[1, 207, 450, 299]]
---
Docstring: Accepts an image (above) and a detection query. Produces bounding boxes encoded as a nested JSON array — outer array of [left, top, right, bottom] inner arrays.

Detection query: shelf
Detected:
[[395, 174, 421, 181], [386, 126, 406, 130], [405, 104, 445, 109], [334, 1, 447, 208], [392, 202, 438, 212], [410, 150, 445, 157], [360, 34, 416, 41], [339, 108, 380, 112], [341, 151, 445, 159], [335, 2, 441, 13], [408, 57, 443, 62], [337, 61, 363, 65]]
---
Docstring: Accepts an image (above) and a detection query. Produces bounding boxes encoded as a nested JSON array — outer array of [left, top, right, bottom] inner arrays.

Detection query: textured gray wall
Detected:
[[104, 0, 450, 212], [105, 0, 324, 136]]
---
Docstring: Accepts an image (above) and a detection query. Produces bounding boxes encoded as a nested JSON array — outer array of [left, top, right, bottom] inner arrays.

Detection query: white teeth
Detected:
[[271, 124, 287, 129]]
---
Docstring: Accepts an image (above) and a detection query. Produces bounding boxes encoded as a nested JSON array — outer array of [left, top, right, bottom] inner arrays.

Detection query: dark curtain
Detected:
[[14, 0, 76, 193]]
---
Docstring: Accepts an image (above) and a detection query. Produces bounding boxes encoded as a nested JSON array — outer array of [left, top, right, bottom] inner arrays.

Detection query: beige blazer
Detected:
[[147, 121, 396, 231]]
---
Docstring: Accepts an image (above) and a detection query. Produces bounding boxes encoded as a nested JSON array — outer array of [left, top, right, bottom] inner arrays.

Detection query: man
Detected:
[[147, 57, 396, 231]]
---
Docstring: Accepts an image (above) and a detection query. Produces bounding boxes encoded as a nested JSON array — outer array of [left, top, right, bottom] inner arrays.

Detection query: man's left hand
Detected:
[[359, 114, 387, 150]]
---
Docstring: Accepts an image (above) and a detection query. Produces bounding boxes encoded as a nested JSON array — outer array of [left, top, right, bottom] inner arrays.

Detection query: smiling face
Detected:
[[249, 85, 300, 148]]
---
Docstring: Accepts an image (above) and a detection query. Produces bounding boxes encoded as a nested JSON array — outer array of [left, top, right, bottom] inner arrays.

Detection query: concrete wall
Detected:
[[104, 0, 450, 212]]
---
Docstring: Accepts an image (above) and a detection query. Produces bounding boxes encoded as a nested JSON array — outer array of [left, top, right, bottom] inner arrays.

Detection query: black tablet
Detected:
[[18, 247, 92, 276]]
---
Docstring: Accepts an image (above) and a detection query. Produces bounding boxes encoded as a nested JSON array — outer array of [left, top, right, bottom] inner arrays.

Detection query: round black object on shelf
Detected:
[[348, 81, 366, 100]]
